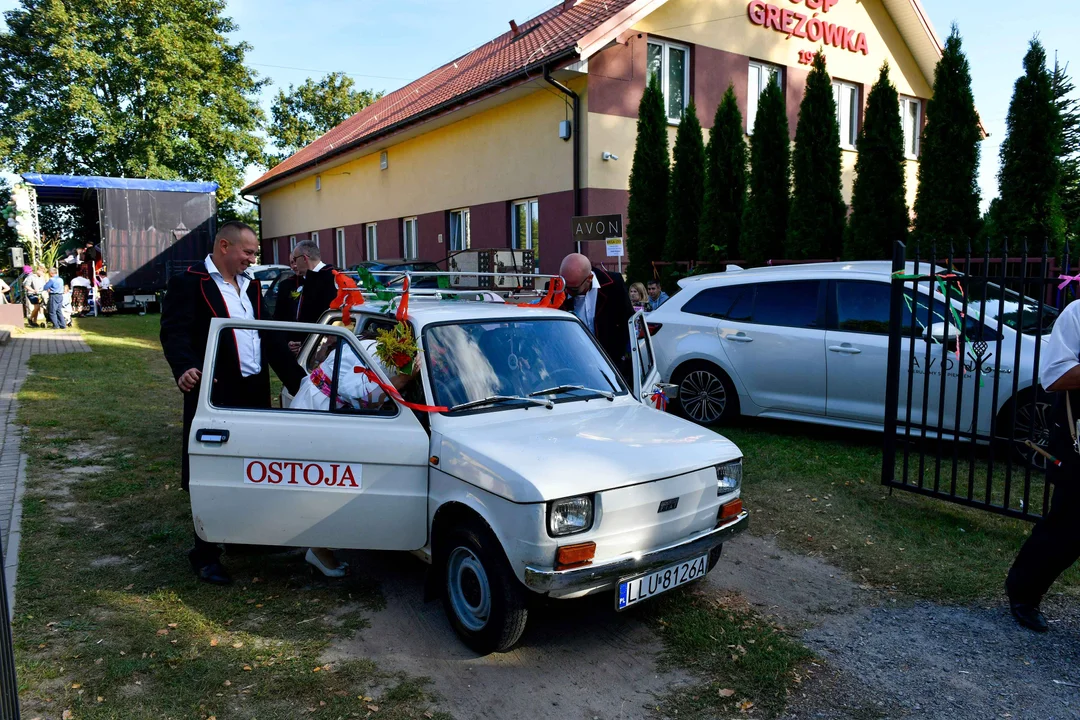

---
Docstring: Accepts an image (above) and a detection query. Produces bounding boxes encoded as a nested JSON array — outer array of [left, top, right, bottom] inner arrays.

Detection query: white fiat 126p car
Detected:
[[187, 288, 748, 654]]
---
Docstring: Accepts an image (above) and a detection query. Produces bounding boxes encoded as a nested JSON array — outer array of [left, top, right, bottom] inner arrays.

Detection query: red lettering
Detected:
[[821, 21, 839, 46], [806, 0, 822, 9], [791, 12, 807, 38], [748, 0, 766, 25], [854, 32, 868, 55], [246, 461, 267, 483], [304, 463, 325, 486], [340, 465, 358, 488], [331, 463, 340, 486], [765, 3, 781, 31], [806, 17, 822, 41], [268, 461, 283, 484], [844, 27, 857, 52], [285, 461, 302, 484], [781, 8, 794, 34], [822, 0, 838, 11]]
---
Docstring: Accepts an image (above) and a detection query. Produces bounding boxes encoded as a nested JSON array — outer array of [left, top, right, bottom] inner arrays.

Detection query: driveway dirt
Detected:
[[326, 535, 1079, 720]]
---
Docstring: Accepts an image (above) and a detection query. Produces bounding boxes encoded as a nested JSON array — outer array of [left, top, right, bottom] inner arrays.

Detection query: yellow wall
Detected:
[[260, 77, 585, 239]]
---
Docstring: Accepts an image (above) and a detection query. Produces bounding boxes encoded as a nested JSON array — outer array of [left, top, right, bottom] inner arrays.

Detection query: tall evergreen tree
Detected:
[[699, 86, 748, 265], [912, 24, 981, 251], [846, 63, 908, 259], [627, 74, 670, 283], [788, 51, 845, 259], [741, 79, 790, 265], [998, 38, 1065, 257], [1052, 59, 1080, 254], [664, 99, 706, 264]]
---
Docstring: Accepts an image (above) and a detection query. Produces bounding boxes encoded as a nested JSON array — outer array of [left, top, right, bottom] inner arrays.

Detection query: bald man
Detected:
[[160, 221, 304, 585], [559, 253, 634, 381]]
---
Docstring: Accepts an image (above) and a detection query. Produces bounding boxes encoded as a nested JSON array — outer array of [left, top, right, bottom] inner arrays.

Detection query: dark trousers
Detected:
[[183, 372, 271, 568], [47, 294, 66, 329], [1006, 477, 1080, 605]]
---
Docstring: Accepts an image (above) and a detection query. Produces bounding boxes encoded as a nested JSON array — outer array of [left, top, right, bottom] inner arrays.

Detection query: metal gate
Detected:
[[881, 239, 1070, 521]]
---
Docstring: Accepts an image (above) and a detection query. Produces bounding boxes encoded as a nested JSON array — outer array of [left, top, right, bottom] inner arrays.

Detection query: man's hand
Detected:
[[177, 368, 202, 392], [288, 341, 301, 355]]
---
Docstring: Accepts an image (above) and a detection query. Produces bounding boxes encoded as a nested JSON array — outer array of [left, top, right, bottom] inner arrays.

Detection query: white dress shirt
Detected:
[[1041, 300, 1080, 388], [572, 272, 601, 333], [205, 255, 262, 377]]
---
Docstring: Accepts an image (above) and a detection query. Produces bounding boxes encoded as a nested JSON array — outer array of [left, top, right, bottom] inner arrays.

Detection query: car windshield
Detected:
[[948, 277, 1058, 336], [424, 318, 626, 412]]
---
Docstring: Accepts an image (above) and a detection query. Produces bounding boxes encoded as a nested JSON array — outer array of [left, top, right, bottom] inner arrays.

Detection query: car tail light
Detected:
[[718, 499, 743, 522], [646, 322, 663, 336], [556, 542, 596, 569]]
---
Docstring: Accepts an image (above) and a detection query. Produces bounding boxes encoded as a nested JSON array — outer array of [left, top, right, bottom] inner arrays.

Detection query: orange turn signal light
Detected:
[[556, 542, 596, 570], [719, 498, 743, 521]]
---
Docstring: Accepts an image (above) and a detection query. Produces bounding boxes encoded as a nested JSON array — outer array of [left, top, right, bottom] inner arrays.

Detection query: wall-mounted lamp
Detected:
[[602, 151, 619, 161]]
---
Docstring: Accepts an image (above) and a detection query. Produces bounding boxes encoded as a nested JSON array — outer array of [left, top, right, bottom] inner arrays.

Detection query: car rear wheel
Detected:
[[442, 524, 528, 655], [673, 362, 738, 425], [997, 389, 1053, 469]]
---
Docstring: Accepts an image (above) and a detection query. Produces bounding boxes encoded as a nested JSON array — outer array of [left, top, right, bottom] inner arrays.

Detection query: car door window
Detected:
[[903, 291, 1000, 342], [633, 314, 656, 384], [681, 284, 753, 320], [752, 281, 821, 328], [835, 281, 891, 334]]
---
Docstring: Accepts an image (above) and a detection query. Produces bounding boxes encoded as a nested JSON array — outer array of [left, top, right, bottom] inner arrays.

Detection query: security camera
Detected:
[[602, 151, 619, 161]]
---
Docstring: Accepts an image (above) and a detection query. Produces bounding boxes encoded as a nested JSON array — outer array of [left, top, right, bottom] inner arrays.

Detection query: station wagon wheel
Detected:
[[1000, 389, 1053, 470], [441, 524, 528, 654], [673, 362, 738, 425]]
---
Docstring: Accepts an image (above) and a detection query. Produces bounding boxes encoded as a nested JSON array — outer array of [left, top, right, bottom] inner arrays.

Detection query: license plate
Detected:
[[617, 554, 708, 610]]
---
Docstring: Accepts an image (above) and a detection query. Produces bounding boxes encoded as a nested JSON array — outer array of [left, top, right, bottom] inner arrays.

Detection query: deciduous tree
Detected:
[[699, 86, 747, 266], [741, 79, 790, 266], [627, 75, 670, 283]]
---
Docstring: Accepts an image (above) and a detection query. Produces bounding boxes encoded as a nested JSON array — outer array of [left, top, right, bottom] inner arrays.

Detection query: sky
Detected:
[[0, 0, 1074, 209]]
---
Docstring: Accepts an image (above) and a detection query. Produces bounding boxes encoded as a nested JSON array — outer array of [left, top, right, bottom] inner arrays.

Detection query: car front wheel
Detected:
[[674, 362, 738, 425], [442, 524, 528, 654]]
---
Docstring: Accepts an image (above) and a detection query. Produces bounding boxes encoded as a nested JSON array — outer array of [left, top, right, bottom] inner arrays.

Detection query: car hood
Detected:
[[434, 403, 741, 503]]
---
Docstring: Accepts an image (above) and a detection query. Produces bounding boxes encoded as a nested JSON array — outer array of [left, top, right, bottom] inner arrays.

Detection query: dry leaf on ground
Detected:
[[718, 688, 736, 697]]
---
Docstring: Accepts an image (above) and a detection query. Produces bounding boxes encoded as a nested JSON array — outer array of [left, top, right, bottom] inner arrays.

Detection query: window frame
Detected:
[[647, 38, 691, 124], [272, 240, 279, 265], [449, 208, 471, 253], [335, 227, 346, 268], [365, 223, 378, 261], [832, 80, 860, 150], [289, 236, 297, 251], [402, 217, 418, 260], [310, 231, 320, 247], [900, 96, 922, 159], [747, 60, 784, 134], [511, 198, 539, 260]]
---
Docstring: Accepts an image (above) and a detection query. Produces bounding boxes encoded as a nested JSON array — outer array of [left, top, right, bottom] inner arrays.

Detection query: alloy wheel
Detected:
[[680, 369, 728, 424]]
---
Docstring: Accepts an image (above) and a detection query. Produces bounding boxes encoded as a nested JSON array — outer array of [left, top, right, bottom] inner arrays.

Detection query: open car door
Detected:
[[189, 318, 430, 551], [629, 310, 663, 406]]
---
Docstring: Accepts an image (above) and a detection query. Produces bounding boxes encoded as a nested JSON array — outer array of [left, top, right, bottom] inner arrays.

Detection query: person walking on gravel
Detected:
[[1006, 299, 1080, 632]]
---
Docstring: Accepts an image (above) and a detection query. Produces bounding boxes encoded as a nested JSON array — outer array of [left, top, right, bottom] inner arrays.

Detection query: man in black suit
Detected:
[[273, 239, 339, 352], [160, 221, 304, 585], [559, 253, 634, 382]]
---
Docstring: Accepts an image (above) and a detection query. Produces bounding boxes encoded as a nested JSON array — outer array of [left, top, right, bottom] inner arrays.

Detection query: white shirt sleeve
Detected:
[[1040, 301, 1080, 389]]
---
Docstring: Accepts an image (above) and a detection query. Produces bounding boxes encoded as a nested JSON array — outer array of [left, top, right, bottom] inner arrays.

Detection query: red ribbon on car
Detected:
[[516, 277, 566, 309], [650, 387, 668, 412], [353, 365, 448, 413]]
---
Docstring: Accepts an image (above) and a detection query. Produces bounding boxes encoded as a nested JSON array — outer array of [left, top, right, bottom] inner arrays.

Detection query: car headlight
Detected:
[[716, 460, 742, 495], [548, 496, 594, 536]]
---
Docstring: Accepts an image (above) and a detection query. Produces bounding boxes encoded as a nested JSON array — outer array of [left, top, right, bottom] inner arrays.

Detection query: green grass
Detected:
[[13, 315, 449, 720], [724, 418, 1080, 602]]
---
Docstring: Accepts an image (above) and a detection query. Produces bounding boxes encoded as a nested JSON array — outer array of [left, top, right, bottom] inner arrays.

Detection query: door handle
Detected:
[[195, 429, 230, 444], [828, 345, 862, 355], [726, 334, 753, 343]]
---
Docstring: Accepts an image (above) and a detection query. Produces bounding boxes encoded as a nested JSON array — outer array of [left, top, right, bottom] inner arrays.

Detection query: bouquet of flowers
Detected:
[[374, 321, 419, 375]]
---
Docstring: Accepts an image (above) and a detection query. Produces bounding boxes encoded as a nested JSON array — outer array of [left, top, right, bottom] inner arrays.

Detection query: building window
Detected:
[[512, 199, 539, 261], [311, 231, 320, 247], [900, 97, 921, 159], [365, 223, 378, 261], [289, 236, 297, 251], [272, 241, 279, 265], [315, 175, 322, 191], [747, 61, 783, 133], [449, 209, 471, 253], [647, 39, 689, 123], [402, 217, 418, 260], [832, 81, 859, 150], [335, 228, 346, 268]]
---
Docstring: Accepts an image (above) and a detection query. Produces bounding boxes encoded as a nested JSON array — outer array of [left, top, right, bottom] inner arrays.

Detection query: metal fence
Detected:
[[0, 532, 20, 718], [881, 239, 1070, 521]]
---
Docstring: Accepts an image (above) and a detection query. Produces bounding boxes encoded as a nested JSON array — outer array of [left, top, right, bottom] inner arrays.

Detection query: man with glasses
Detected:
[[559, 252, 634, 381], [274, 239, 339, 352]]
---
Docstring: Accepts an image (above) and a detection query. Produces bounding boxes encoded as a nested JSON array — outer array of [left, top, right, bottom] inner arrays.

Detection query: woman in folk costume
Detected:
[[97, 272, 117, 314], [71, 269, 92, 316]]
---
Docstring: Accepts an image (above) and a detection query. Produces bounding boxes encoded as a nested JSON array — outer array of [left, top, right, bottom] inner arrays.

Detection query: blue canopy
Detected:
[[21, 173, 218, 204]]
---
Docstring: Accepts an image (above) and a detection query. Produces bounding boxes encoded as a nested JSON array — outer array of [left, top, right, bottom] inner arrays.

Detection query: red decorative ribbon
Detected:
[[329, 270, 363, 325], [515, 277, 566, 309], [309, 367, 349, 409], [650, 387, 668, 412], [396, 276, 410, 321], [1058, 274, 1080, 289], [353, 366, 448, 413]]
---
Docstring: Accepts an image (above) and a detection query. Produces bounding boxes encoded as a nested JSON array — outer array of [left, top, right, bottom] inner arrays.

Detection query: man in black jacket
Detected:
[[559, 253, 634, 382], [160, 221, 304, 585], [274, 239, 339, 351]]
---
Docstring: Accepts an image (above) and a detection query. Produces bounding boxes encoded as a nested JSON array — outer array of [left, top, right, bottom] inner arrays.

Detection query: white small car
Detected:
[[187, 298, 748, 654], [648, 262, 1053, 451]]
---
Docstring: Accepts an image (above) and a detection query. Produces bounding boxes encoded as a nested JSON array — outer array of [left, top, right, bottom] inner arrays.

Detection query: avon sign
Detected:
[[747, 0, 869, 56]]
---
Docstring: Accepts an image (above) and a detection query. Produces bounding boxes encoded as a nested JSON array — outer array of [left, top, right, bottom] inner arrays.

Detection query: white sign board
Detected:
[[605, 237, 624, 257]]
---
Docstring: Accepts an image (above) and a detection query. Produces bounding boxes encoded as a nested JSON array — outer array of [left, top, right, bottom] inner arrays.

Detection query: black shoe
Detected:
[[1010, 602, 1049, 632], [194, 562, 233, 586]]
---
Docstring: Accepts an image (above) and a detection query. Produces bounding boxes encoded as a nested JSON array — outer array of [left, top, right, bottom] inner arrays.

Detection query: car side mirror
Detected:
[[657, 382, 678, 401]]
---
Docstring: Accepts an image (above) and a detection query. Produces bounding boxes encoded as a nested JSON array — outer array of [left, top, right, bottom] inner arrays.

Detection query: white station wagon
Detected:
[[188, 293, 748, 653]]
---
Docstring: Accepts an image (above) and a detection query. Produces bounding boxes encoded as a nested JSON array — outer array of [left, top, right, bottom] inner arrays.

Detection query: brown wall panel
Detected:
[[588, 36, 646, 120]]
